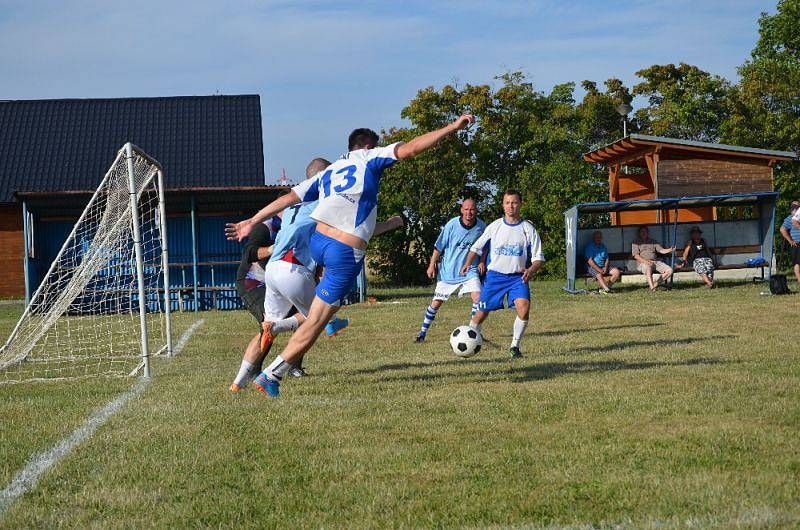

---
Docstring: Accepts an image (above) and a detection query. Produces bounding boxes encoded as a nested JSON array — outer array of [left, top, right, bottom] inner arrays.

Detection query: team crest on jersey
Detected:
[[495, 244, 524, 256]]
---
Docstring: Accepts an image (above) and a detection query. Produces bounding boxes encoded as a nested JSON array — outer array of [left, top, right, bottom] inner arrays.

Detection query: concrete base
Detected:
[[612, 268, 766, 285]]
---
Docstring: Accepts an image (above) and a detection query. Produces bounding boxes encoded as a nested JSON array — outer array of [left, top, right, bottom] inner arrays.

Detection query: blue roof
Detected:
[[0, 95, 264, 203], [567, 191, 779, 214]]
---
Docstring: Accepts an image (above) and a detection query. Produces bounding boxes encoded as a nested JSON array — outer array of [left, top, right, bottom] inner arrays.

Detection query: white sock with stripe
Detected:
[[511, 317, 528, 348], [264, 355, 292, 381], [271, 315, 300, 335], [471, 303, 479, 318]]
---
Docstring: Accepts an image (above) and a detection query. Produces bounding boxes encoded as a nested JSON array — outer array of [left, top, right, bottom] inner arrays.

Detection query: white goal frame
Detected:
[[0, 143, 173, 381]]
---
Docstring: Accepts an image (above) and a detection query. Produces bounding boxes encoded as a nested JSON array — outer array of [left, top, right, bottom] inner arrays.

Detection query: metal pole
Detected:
[[190, 195, 199, 313], [21, 200, 31, 306], [126, 143, 151, 378], [670, 206, 679, 287], [156, 169, 173, 356]]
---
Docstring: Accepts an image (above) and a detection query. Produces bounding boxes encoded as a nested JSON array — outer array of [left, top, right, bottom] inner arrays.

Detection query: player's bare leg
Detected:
[[469, 290, 481, 320], [231, 331, 270, 392], [254, 296, 339, 397]]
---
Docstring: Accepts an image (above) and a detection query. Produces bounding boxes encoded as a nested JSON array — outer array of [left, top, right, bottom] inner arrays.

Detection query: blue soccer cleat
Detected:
[[325, 316, 349, 338], [253, 373, 280, 398]]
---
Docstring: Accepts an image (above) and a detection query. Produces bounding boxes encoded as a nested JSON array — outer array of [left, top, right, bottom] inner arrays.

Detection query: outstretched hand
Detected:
[[453, 114, 475, 131], [224, 220, 252, 242]]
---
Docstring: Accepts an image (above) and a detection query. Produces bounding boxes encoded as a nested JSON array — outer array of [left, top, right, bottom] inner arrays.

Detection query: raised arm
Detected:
[[395, 115, 474, 160], [373, 215, 404, 236], [225, 191, 300, 241]]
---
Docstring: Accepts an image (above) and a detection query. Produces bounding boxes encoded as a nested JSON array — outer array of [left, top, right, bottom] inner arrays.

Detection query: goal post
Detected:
[[0, 143, 172, 383]]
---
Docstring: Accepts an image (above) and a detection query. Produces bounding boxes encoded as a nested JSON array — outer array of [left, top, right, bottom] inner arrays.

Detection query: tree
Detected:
[[632, 63, 733, 142], [369, 73, 628, 283], [724, 0, 800, 220]]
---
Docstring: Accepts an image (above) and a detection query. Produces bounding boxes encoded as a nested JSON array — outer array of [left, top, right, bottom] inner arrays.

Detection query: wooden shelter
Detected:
[[583, 134, 796, 225]]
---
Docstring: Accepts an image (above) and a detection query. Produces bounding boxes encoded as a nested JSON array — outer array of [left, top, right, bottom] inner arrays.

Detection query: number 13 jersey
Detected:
[[291, 143, 403, 244]]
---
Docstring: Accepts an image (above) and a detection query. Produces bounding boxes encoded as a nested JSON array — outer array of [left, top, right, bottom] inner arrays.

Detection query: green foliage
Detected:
[[723, 0, 800, 214], [370, 3, 800, 285], [632, 63, 732, 141], [370, 73, 623, 283]]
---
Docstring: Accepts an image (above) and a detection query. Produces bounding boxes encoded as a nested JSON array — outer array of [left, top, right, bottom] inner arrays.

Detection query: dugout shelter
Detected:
[[565, 135, 796, 292], [563, 192, 779, 292]]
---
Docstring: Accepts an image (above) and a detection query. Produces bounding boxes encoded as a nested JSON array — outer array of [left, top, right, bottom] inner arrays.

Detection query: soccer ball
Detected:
[[450, 326, 482, 358]]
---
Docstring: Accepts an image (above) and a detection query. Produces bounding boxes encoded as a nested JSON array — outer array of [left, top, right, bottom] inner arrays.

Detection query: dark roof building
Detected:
[[0, 95, 286, 302], [0, 95, 265, 203]]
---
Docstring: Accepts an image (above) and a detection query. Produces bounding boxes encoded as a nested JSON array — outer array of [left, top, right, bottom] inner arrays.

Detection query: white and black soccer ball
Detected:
[[450, 325, 482, 358]]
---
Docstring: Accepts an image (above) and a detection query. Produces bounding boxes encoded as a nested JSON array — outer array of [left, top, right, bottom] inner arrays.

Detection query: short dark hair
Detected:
[[305, 157, 331, 178], [348, 128, 380, 151], [638, 225, 649, 233], [503, 188, 522, 201]]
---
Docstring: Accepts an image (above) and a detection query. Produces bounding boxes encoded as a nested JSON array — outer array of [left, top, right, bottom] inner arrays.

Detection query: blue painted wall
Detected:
[[31, 214, 244, 312]]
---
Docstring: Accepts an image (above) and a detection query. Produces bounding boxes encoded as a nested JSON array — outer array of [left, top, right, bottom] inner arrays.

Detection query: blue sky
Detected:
[[0, 0, 776, 183]]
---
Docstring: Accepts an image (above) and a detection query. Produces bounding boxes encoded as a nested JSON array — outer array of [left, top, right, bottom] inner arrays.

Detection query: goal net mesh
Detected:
[[0, 147, 167, 384]]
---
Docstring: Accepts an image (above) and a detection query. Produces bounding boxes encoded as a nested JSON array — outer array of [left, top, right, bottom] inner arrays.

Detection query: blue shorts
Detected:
[[478, 270, 530, 312], [310, 231, 365, 305]]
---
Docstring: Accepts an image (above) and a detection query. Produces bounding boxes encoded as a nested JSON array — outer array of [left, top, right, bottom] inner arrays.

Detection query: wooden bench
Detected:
[[580, 245, 766, 282]]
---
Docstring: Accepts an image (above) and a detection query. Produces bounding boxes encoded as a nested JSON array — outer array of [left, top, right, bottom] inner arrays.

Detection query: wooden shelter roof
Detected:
[[584, 134, 796, 167]]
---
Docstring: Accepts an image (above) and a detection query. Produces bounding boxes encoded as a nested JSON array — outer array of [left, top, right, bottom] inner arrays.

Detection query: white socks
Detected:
[[233, 360, 257, 387], [264, 355, 292, 381], [511, 317, 528, 348], [271, 316, 300, 335]]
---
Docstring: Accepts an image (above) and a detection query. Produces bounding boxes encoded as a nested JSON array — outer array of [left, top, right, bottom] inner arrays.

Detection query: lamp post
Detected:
[[616, 102, 633, 137]]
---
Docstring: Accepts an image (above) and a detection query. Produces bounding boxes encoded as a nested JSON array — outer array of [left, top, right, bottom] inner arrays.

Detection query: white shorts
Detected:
[[263, 260, 316, 321], [433, 277, 482, 301]]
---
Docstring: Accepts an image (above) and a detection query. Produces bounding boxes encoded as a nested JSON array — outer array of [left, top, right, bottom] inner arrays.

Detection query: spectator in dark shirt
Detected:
[[680, 226, 715, 288]]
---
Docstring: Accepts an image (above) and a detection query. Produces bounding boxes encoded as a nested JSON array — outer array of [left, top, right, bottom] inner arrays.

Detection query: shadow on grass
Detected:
[[357, 335, 736, 376], [532, 322, 665, 338], [376, 356, 728, 384]]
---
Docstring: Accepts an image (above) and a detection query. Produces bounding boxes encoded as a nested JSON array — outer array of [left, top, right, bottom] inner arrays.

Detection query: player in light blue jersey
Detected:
[[415, 199, 486, 342], [226, 114, 474, 397]]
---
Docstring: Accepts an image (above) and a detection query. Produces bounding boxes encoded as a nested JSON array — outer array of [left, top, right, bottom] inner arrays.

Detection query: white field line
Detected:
[[171, 318, 204, 357], [0, 319, 203, 518]]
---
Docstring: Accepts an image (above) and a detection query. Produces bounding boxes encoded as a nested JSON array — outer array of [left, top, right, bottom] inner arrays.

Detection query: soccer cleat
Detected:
[[260, 321, 275, 353], [253, 373, 280, 398], [509, 346, 523, 358], [414, 334, 425, 343], [289, 367, 306, 378], [229, 382, 245, 393], [325, 317, 349, 338]]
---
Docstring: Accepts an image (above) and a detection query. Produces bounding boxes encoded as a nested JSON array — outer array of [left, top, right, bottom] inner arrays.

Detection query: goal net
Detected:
[[0, 144, 173, 384]]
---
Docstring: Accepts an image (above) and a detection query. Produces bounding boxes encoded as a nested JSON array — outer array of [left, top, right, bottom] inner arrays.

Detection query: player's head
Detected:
[[460, 198, 477, 224], [305, 158, 331, 179], [348, 128, 380, 151], [502, 189, 522, 218], [638, 225, 649, 239], [791, 200, 800, 213], [592, 230, 603, 244]]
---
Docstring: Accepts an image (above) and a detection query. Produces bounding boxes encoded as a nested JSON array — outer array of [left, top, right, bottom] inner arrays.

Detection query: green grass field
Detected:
[[1, 280, 799, 529]]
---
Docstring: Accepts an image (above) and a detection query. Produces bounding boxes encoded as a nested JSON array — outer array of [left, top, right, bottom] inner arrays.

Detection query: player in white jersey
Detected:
[[460, 189, 545, 358], [415, 199, 486, 342], [226, 114, 475, 397]]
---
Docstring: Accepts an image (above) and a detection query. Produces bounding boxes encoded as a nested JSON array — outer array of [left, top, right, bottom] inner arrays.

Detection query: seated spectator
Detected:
[[632, 225, 674, 291], [680, 226, 715, 288], [583, 230, 621, 293]]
